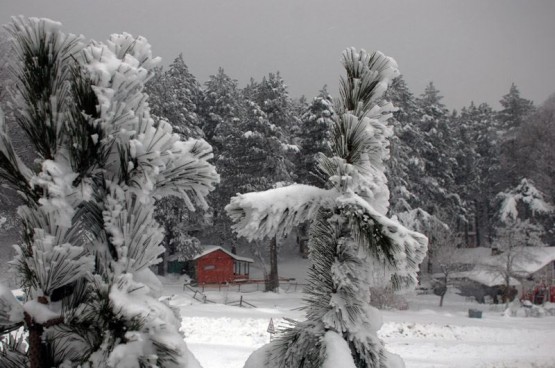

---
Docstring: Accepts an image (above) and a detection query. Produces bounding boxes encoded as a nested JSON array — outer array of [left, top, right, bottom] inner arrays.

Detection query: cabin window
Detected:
[[204, 265, 215, 271]]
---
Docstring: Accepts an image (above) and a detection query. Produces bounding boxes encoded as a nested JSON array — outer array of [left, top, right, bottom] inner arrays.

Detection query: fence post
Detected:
[[240, 295, 243, 307]]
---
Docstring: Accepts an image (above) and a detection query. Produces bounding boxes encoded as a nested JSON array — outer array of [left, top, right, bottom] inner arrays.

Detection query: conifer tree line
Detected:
[[143, 52, 554, 263], [2, 25, 554, 276]]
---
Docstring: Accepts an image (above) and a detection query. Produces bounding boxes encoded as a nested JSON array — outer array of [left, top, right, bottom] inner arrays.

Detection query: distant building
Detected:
[[192, 246, 254, 284], [448, 246, 555, 303]]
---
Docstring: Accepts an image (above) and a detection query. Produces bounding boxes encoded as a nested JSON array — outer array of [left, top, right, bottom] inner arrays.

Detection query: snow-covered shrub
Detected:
[[504, 300, 555, 318], [0, 16, 217, 367], [369, 287, 409, 311]]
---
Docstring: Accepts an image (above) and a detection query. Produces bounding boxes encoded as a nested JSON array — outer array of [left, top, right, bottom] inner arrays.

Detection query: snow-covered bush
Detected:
[[227, 48, 427, 368], [504, 300, 555, 318], [0, 16, 218, 367], [369, 287, 409, 311]]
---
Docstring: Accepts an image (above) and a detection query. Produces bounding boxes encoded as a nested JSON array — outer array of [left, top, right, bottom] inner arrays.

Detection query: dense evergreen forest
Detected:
[[1, 46, 554, 277]]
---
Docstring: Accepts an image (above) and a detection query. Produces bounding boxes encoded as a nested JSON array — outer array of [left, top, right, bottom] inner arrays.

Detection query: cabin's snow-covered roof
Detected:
[[448, 270, 521, 287], [454, 246, 555, 274], [449, 247, 555, 286], [193, 246, 254, 263]]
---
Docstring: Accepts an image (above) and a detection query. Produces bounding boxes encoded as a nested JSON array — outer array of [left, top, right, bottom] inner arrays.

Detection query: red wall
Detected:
[[196, 250, 235, 284]]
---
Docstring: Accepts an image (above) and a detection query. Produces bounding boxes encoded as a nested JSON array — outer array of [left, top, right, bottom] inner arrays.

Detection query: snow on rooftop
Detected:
[[193, 245, 254, 263], [449, 270, 521, 287], [452, 246, 555, 286]]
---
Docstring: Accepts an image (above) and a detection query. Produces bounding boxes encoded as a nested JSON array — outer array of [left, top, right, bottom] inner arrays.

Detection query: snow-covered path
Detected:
[[164, 280, 555, 368]]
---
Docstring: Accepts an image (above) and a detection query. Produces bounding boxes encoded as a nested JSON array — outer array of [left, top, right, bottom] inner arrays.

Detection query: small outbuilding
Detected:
[[193, 246, 254, 284]]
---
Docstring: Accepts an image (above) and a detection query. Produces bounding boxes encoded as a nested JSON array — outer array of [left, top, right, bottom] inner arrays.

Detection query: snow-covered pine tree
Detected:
[[450, 102, 498, 247], [252, 72, 296, 133], [145, 53, 204, 140], [0, 17, 218, 367], [414, 82, 460, 217], [199, 67, 245, 148], [297, 86, 335, 187], [250, 71, 300, 178], [495, 178, 554, 244], [222, 99, 295, 290], [227, 48, 427, 368], [197, 68, 248, 244], [498, 83, 535, 132], [383, 75, 423, 214], [492, 179, 553, 302], [248, 73, 301, 290], [496, 84, 535, 191]]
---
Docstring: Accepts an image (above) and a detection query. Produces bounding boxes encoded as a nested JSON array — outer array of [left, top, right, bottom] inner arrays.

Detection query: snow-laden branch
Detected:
[[338, 193, 428, 288], [154, 136, 219, 210], [19, 229, 94, 296], [226, 184, 335, 241], [0, 109, 34, 200], [0, 284, 24, 334]]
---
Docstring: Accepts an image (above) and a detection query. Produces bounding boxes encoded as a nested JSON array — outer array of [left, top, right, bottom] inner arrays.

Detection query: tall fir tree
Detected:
[[496, 83, 535, 191], [252, 72, 295, 132], [197, 68, 247, 244], [145, 53, 204, 139], [250, 71, 301, 166], [384, 76, 423, 214], [415, 82, 459, 217], [227, 48, 427, 368], [0, 17, 218, 367], [296, 86, 334, 187], [199, 67, 245, 153], [450, 102, 498, 246], [498, 83, 535, 132]]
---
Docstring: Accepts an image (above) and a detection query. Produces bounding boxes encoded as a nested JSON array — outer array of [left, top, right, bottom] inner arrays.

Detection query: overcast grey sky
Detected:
[[1, 0, 554, 109]]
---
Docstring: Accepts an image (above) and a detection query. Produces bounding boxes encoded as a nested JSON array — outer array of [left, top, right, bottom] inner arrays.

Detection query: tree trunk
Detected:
[[439, 271, 448, 307], [266, 237, 279, 292], [158, 247, 168, 275], [474, 200, 481, 247], [25, 312, 44, 368], [439, 293, 445, 307]]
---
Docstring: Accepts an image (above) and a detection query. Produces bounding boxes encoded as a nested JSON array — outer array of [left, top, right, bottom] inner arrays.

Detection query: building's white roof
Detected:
[[454, 246, 555, 274], [448, 270, 521, 287], [449, 246, 555, 287], [192, 245, 254, 263]]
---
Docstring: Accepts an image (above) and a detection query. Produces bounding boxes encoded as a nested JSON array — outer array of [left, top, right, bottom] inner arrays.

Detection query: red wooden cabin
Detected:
[[193, 246, 254, 284]]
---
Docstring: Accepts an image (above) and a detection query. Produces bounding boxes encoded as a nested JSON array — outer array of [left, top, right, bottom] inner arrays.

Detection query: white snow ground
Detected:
[[161, 257, 555, 368]]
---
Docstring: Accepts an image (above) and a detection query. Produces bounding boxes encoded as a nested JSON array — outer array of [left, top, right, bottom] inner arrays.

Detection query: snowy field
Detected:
[[161, 259, 555, 368]]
